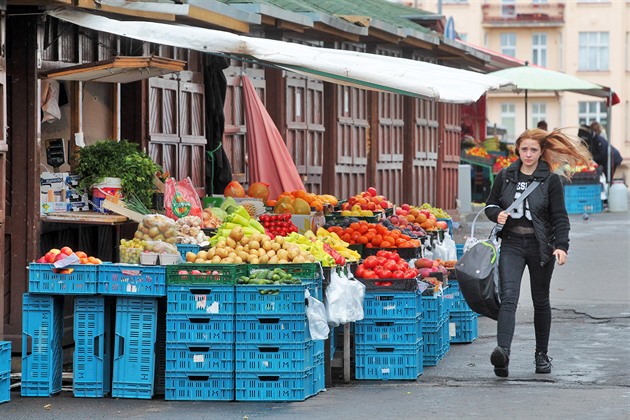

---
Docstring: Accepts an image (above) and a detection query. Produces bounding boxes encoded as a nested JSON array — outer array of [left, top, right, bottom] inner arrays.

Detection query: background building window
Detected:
[[578, 101, 607, 128], [501, 0, 516, 17], [532, 33, 547, 67], [501, 103, 516, 140], [579, 32, 609, 71], [531, 103, 547, 128], [532, 0, 548, 4], [500, 33, 517, 57]]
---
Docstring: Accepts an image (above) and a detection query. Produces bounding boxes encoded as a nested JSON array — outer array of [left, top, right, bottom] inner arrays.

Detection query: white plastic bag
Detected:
[[325, 269, 366, 326], [443, 232, 458, 261], [305, 290, 330, 340]]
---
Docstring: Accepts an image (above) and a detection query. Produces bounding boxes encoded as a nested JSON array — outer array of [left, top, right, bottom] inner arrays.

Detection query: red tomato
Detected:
[[392, 270, 405, 279], [363, 256, 378, 269], [355, 265, 366, 278], [383, 260, 397, 272]]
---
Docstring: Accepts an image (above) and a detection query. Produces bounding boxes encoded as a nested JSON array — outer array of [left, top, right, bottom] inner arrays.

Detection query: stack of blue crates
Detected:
[[355, 287, 423, 380], [21, 294, 64, 397], [164, 264, 245, 401], [73, 297, 111, 397], [445, 281, 478, 344], [0, 341, 11, 403], [422, 291, 450, 366], [235, 264, 324, 401], [111, 297, 158, 399]]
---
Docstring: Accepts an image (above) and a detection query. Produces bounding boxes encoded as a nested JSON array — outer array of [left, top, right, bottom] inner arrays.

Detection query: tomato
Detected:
[[379, 269, 393, 279], [363, 256, 378, 269], [392, 270, 405, 279], [363, 270, 378, 279], [355, 265, 366, 278], [383, 260, 397, 272]]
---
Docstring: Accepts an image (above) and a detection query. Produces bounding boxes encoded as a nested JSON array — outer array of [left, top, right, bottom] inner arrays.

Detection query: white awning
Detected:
[[48, 8, 513, 104]]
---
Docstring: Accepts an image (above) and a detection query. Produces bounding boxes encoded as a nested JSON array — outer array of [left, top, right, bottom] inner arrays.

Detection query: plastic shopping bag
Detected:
[[325, 270, 365, 326], [305, 290, 330, 340]]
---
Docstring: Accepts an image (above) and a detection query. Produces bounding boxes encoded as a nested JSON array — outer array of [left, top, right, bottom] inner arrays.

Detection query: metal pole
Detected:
[[606, 91, 612, 186], [525, 89, 528, 130]]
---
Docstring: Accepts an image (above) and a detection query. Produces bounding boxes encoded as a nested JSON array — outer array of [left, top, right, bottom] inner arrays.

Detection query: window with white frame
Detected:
[[501, 103, 516, 140], [500, 33, 517, 57], [501, 0, 516, 17], [532, 33, 547, 67], [578, 101, 607, 128], [579, 32, 609, 71], [531, 103, 547, 128], [532, 0, 548, 4]]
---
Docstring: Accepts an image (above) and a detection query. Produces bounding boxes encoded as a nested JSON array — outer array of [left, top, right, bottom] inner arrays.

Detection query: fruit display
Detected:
[[237, 268, 302, 285], [269, 190, 339, 214], [380, 217, 426, 239], [414, 257, 448, 278], [35, 247, 102, 265], [314, 228, 361, 263], [259, 213, 299, 239], [186, 227, 316, 264], [326, 221, 420, 249], [354, 250, 419, 280], [134, 214, 179, 245], [464, 146, 490, 159], [493, 155, 518, 172], [340, 187, 392, 213]]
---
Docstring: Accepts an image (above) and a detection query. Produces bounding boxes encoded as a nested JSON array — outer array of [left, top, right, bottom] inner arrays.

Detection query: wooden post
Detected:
[[322, 81, 338, 195]]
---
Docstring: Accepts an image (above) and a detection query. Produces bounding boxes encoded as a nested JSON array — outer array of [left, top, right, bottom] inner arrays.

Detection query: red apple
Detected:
[[435, 221, 449, 230], [49, 248, 61, 255], [44, 252, 57, 263], [36, 256, 47, 263], [54, 253, 67, 262], [401, 204, 411, 211], [60, 246, 73, 256], [367, 187, 377, 197]]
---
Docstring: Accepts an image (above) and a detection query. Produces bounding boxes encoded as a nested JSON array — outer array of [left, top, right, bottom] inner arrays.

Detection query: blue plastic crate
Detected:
[[449, 311, 478, 344], [166, 343, 234, 373], [236, 284, 308, 315], [355, 340, 423, 380], [443, 281, 472, 314], [112, 297, 157, 399], [422, 292, 448, 330], [313, 358, 325, 394], [28, 263, 97, 295], [166, 313, 234, 344], [0, 341, 10, 374], [247, 263, 322, 283], [355, 315, 422, 346], [456, 244, 464, 260], [164, 372, 234, 401], [423, 318, 449, 367], [329, 326, 336, 361], [564, 184, 602, 214], [363, 291, 422, 320], [0, 372, 9, 404], [235, 368, 317, 401], [98, 264, 166, 297], [236, 341, 315, 373], [167, 284, 235, 315], [235, 314, 309, 343], [176, 244, 201, 260], [21, 294, 63, 397], [73, 297, 111, 397]]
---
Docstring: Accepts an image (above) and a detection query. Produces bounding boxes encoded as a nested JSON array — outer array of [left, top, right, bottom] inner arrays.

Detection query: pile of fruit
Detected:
[[35, 247, 102, 265], [492, 155, 518, 172], [354, 250, 419, 280], [259, 213, 299, 239], [326, 221, 420, 249], [465, 146, 490, 158], [340, 187, 392, 213], [270, 190, 339, 214]]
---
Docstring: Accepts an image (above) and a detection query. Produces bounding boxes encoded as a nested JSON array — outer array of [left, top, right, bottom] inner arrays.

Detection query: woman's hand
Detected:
[[553, 249, 567, 265], [497, 211, 509, 225]]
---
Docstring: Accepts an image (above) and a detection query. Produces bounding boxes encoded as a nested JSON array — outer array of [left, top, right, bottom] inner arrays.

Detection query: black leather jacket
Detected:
[[485, 160, 570, 266]]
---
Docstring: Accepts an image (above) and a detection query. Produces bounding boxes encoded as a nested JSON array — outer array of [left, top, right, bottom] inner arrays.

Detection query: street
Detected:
[[1, 209, 629, 420]]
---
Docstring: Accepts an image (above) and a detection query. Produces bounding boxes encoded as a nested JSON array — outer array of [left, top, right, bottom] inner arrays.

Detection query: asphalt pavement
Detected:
[[1, 208, 629, 420]]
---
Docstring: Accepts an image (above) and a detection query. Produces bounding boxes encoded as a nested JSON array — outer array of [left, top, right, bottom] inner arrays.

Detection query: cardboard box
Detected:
[[290, 212, 326, 235], [40, 172, 89, 214]]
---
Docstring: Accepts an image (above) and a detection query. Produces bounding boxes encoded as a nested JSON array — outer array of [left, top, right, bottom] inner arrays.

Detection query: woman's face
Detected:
[[518, 138, 542, 169]]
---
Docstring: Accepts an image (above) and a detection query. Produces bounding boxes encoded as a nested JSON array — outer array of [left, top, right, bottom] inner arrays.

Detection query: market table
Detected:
[[41, 211, 137, 262]]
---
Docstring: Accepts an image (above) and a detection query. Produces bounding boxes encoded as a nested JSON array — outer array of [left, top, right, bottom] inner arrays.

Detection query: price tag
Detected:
[[193, 354, 204, 363], [449, 322, 457, 338]]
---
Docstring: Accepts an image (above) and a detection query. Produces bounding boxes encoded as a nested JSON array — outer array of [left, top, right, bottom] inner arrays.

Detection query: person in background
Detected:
[[484, 128, 591, 378], [582, 123, 623, 181], [536, 120, 548, 131]]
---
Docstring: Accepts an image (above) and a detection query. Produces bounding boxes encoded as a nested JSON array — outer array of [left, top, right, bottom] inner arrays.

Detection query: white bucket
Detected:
[[92, 177, 123, 213], [608, 181, 628, 212]]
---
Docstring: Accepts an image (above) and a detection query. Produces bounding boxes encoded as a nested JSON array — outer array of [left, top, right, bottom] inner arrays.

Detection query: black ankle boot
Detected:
[[535, 351, 552, 374], [491, 346, 510, 377]]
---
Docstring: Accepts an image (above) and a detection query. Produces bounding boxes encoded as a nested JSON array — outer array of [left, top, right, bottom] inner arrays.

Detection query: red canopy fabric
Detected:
[[242, 75, 305, 199]]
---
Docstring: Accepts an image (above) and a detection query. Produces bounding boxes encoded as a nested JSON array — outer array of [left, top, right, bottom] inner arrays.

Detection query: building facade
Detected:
[[397, 0, 628, 179]]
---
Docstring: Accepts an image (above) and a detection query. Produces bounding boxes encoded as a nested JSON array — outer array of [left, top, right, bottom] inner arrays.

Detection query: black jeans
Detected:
[[497, 232, 555, 353]]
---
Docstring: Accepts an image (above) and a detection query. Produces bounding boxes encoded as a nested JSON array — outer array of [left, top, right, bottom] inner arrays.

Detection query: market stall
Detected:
[[9, 183, 480, 403]]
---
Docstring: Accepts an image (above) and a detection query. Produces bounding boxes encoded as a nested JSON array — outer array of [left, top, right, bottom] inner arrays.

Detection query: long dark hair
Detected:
[[515, 128, 592, 179]]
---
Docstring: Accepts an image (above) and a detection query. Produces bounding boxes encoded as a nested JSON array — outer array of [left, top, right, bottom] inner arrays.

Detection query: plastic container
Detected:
[[608, 181, 628, 212], [92, 177, 123, 213]]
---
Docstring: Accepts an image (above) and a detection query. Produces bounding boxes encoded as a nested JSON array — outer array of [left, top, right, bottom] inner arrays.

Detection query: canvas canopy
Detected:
[[48, 8, 513, 104]]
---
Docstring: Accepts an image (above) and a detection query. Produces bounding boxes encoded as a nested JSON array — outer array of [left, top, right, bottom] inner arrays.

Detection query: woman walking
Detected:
[[484, 128, 591, 377]]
